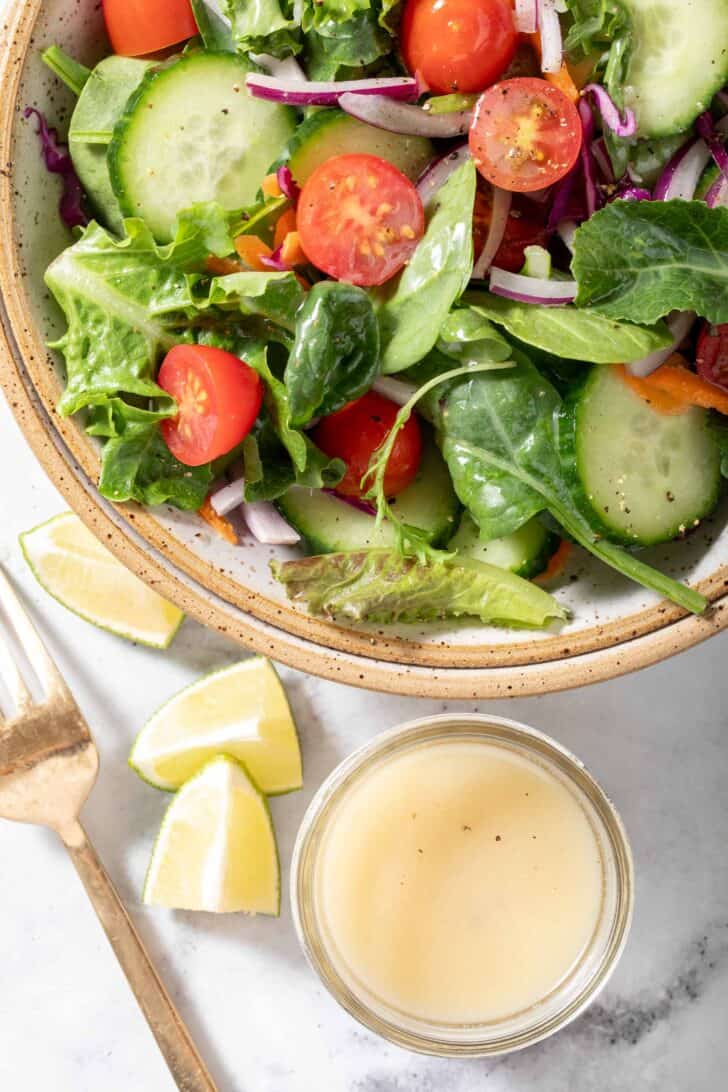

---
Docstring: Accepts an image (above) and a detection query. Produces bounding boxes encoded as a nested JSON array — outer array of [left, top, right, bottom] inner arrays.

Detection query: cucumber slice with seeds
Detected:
[[109, 52, 295, 241], [558, 365, 721, 547]]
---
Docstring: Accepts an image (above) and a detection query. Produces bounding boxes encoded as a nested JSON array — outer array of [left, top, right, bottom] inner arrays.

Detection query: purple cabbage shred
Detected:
[[24, 107, 89, 230]]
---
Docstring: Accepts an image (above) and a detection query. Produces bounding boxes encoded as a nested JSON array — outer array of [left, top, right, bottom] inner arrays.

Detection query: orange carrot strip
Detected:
[[534, 539, 572, 585], [280, 230, 307, 267], [261, 173, 283, 198], [234, 234, 273, 271], [199, 498, 238, 545], [527, 32, 592, 100], [205, 255, 245, 276], [619, 359, 728, 417], [545, 62, 580, 103], [274, 207, 298, 249]]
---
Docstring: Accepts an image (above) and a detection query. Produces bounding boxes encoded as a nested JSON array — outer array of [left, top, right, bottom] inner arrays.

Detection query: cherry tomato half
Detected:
[[103, 0, 198, 58], [297, 154, 425, 288], [158, 345, 263, 467], [401, 0, 517, 95], [697, 322, 728, 392], [470, 77, 582, 192], [473, 183, 549, 273], [312, 392, 423, 500]]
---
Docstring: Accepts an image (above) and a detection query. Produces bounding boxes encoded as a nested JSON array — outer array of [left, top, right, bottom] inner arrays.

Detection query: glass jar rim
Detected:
[[290, 713, 634, 1058]]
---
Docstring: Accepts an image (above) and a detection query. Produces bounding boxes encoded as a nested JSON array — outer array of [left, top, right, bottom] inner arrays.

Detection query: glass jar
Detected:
[[291, 713, 634, 1057]]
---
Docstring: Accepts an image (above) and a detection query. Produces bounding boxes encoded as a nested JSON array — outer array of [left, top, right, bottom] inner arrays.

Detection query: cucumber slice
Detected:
[[286, 109, 434, 185], [109, 52, 296, 241], [69, 56, 152, 233], [449, 513, 558, 579], [559, 365, 721, 547], [276, 440, 460, 554], [622, 0, 728, 136]]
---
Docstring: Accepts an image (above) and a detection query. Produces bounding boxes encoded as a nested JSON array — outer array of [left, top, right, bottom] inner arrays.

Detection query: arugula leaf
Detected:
[[563, 0, 632, 99], [271, 549, 567, 626], [463, 292, 674, 364], [572, 200, 728, 325], [243, 419, 345, 501], [285, 281, 380, 426], [379, 159, 477, 374], [190, 0, 236, 50], [427, 352, 707, 613], [225, 0, 302, 57]]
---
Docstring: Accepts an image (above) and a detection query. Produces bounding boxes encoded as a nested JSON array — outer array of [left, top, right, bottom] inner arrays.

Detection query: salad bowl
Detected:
[[2, 0, 728, 698]]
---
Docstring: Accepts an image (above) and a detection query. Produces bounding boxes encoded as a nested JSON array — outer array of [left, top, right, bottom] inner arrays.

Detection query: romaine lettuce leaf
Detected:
[[379, 159, 477, 373], [463, 292, 674, 363], [271, 549, 568, 626], [225, 0, 302, 57], [572, 200, 728, 325]]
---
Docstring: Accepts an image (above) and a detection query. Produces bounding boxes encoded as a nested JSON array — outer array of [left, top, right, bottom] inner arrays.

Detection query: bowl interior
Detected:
[[4, 0, 728, 673]]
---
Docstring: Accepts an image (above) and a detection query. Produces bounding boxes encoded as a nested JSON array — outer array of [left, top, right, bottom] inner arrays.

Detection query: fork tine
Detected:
[[0, 565, 65, 697], [0, 631, 33, 715]]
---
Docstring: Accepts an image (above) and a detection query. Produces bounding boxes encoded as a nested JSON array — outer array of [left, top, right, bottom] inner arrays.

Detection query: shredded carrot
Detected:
[[280, 230, 307, 267], [261, 173, 283, 199], [205, 255, 245, 276], [234, 234, 273, 271], [534, 539, 572, 584], [199, 498, 238, 545], [618, 358, 728, 417], [545, 63, 580, 103], [274, 207, 298, 249]]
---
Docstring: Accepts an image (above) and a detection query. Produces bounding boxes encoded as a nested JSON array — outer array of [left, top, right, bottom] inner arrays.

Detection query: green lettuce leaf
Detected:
[[190, 0, 236, 50], [463, 292, 674, 364], [285, 281, 380, 426], [243, 420, 345, 501], [303, 3, 391, 79], [225, 0, 302, 57], [379, 159, 477, 373], [195, 268, 306, 332], [271, 549, 568, 626], [572, 200, 728, 325]]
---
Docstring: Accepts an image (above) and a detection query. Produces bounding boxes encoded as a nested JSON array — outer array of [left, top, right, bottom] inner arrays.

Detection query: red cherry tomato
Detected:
[[470, 77, 582, 192], [473, 184, 549, 273], [297, 154, 425, 288], [158, 345, 263, 467], [312, 392, 423, 499], [103, 0, 198, 57], [401, 0, 517, 95], [697, 323, 728, 391]]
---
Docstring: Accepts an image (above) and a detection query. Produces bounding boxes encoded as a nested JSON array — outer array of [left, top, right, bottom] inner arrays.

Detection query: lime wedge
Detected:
[[130, 658, 302, 795], [20, 513, 183, 649], [143, 756, 280, 914]]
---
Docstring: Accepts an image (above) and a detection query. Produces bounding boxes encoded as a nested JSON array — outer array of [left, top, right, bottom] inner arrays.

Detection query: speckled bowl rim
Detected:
[[2, 0, 728, 698]]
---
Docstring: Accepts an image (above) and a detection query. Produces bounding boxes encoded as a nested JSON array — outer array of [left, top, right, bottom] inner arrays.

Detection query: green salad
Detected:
[[32, 0, 728, 628]]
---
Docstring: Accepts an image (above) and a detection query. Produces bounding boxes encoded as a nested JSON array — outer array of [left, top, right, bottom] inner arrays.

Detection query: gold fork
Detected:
[[0, 563, 217, 1092]]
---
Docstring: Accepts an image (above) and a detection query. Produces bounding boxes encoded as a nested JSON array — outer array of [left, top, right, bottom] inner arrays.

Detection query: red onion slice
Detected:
[[556, 219, 577, 253], [416, 145, 470, 209], [489, 266, 577, 305], [260, 244, 291, 272], [696, 111, 728, 185], [654, 138, 712, 201], [582, 84, 637, 139], [472, 186, 512, 280], [627, 311, 696, 378], [242, 502, 301, 545], [706, 173, 728, 208], [339, 92, 473, 138], [276, 165, 300, 203], [591, 137, 615, 182], [538, 0, 563, 74], [210, 478, 246, 517], [613, 184, 652, 202], [246, 74, 420, 107], [578, 100, 602, 218], [515, 0, 537, 33], [250, 53, 307, 83], [373, 376, 419, 407]]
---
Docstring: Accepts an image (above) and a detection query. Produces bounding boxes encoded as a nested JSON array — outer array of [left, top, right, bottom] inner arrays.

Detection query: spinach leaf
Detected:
[[190, 0, 236, 50], [271, 549, 567, 626], [379, 159, 477, 374], [225, 0, 303, 57], [437, 307, 513, 365], [463, 292, 674, 364], [572, 200, 728, 325], [427, 353, 707, 613], [243, 420, 345, 501], [285, 281, 380, 426]]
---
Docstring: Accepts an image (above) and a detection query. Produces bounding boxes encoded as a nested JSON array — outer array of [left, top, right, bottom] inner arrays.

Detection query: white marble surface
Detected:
[[1, 383, 728, 1091]]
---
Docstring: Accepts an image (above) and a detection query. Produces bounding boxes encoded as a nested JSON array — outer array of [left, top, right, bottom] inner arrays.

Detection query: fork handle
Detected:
[[60, 822, 218, 1092]]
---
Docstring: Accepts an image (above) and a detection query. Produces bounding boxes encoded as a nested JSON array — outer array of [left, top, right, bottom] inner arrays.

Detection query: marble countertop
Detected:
[[1, 384, 728, 1090]]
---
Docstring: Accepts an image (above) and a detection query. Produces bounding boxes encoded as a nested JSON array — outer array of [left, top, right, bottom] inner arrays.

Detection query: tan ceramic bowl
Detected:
[[2, 0, 728, 697]]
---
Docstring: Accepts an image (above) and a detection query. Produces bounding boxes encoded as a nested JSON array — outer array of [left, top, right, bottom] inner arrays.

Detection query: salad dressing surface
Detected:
[[316, 739, 604, 1024]]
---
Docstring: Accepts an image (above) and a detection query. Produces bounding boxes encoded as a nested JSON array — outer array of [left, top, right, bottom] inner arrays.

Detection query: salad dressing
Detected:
[[316, 738, 604, 1024]]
